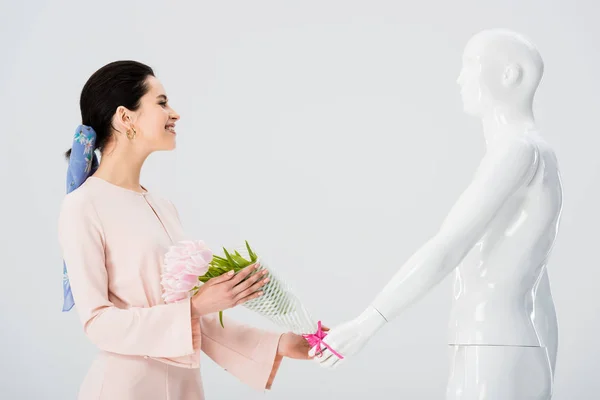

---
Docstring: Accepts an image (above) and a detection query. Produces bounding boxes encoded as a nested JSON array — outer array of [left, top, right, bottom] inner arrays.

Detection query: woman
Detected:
[[58, 60, 315, 399]]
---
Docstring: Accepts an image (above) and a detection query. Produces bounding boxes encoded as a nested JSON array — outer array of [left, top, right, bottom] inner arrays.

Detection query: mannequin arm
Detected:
[[371, 139, 538, 321]]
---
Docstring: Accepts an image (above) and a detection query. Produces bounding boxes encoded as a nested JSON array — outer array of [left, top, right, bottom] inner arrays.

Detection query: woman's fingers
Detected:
[[234, 274, 270, 302], [235, 288, 264, 305], [228, 263, 260, 286], [206, 269, 235, 285], [232, 268, 268, 295]]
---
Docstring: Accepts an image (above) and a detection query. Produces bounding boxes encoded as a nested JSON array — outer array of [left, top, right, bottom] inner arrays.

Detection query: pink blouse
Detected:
[[58, 176, 283, 399]]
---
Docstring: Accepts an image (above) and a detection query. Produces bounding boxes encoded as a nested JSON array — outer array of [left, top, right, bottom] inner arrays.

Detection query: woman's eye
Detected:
[[159, 102, 167, 107]]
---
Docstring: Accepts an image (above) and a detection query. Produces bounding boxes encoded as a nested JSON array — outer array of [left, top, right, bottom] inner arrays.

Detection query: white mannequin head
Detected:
[[457, 29, 544, 117]]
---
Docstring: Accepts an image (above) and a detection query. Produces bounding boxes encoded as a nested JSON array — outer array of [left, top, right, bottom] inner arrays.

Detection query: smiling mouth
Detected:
[[165, 124, 176, 134]]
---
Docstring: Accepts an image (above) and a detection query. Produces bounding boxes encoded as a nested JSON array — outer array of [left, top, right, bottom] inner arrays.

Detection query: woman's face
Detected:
[[125, 76, 180, 153]]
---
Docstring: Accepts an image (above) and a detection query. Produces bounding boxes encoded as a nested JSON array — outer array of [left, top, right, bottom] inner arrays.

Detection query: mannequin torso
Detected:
[[449, 132, 561, 348]]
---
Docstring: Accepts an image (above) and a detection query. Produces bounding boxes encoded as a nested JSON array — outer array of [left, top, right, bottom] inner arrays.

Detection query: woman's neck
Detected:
[[93, 145, 149, 193]]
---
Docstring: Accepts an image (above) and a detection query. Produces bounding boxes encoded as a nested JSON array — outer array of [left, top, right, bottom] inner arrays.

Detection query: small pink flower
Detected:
[[177, 273, 199, 291], [161, 240, 213, 303], [163, 292, 188, 303], [167, 261, 187, 276]]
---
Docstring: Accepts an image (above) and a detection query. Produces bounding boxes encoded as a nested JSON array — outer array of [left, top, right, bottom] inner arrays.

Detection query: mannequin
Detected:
[[311, 29, 561, 400]]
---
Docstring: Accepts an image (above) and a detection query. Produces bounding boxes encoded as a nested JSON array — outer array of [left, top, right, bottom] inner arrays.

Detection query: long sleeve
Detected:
[[165, 197, 283, 382], [199, 313, 284, 391], [58, 191, 197, 359]]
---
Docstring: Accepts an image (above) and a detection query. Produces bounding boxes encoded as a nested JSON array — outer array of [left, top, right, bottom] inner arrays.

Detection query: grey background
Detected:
[[1, 0, 598, 399]]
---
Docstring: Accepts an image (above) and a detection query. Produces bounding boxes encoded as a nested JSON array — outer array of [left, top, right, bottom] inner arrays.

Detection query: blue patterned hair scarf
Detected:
[[62, 125, 99, 312]]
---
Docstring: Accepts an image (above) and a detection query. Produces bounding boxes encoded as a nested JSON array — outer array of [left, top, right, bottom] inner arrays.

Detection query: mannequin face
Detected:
[[457, 53, 486, 116], [457, 30, 542, 117]]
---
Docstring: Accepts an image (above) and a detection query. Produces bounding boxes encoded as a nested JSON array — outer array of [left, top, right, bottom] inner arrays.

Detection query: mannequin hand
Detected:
[[309, 306, 387, 369]]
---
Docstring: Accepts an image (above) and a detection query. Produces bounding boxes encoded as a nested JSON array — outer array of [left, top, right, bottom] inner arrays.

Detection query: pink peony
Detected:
[[162, 291, 189, 303], [161, 240, 213, 303]]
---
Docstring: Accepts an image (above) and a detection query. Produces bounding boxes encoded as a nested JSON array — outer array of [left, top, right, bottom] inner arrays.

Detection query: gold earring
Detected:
[[126, 126, 137, 140]]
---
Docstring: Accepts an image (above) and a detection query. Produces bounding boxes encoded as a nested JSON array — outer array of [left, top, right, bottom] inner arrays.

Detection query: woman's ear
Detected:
[[114, 106, 132, 133]]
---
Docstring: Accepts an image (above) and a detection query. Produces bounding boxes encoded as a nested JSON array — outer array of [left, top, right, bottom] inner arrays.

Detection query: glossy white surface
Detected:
[[446, 346, 552, 400], [313, 29, 560, 399]]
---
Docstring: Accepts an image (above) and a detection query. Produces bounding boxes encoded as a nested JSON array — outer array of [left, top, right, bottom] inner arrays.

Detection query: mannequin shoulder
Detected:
[[485, 137, 538, 169], [473, 138, 538, 187]]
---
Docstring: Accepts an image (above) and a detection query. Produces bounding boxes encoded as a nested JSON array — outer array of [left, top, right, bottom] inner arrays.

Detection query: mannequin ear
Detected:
[[502, 63, 522, 87]]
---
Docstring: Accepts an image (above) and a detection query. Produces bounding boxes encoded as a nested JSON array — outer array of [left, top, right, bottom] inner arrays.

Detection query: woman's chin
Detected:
[[166, 133, 177, 148], [155, 137, 177, 151]]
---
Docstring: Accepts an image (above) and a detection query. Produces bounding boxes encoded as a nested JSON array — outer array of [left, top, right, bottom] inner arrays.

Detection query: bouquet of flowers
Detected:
[[160, 240, 322, 338]]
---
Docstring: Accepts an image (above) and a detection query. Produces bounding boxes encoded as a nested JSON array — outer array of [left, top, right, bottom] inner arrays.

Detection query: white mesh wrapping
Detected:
[[236, 251, 318, 335]]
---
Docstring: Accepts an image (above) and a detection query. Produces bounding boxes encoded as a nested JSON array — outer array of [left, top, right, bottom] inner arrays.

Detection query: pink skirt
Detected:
[[78, 351, 204, 400]]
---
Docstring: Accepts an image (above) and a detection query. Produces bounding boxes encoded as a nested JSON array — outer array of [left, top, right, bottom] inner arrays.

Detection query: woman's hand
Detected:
[[277, 326, 330, 360], [191, 263, 269, 317]]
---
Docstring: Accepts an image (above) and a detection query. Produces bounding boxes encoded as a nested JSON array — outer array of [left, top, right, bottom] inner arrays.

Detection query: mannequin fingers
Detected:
[[323, 355, 341, 369], [314, 349, 335, 366], [314, 346, 346, 369], [318, 351, 336, 368], [331, 358, 344, 369], [309, 345, 329, 359]]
